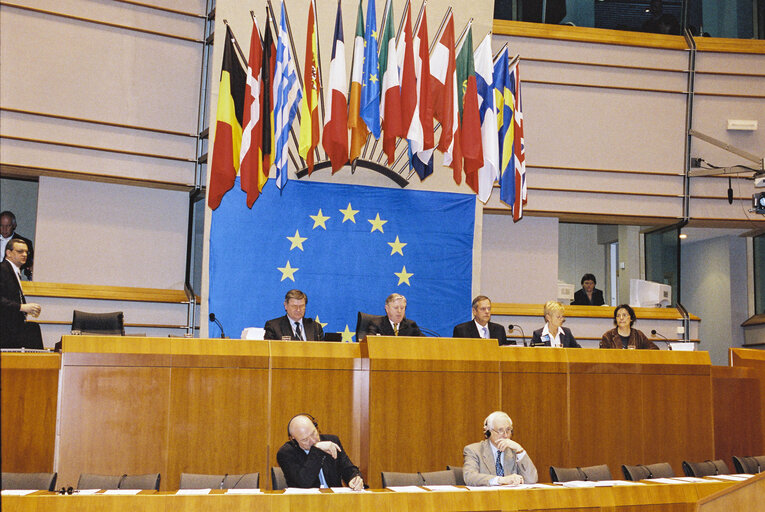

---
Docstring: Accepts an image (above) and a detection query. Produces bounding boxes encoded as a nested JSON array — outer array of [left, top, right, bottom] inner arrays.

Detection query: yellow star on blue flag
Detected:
[[360, 0, 380, 138]]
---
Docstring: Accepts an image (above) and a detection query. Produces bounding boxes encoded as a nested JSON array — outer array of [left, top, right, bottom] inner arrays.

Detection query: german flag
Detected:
[[208, 26, 246, 210]]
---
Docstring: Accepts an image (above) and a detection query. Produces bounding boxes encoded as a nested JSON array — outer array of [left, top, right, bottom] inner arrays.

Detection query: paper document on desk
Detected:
[[423, 485, 465, 491], [175, 489, 211, 495], [102, 489, 142, 495], [282, 487, 322, 494], [387, 486, 427, 492], [329, 487, 368, 493], [672, 477, 715, 483], [706, 474, 752, 481], [225, 488, 263, 494], [648, 478, 684, 484], [1, 490, 36, 496]]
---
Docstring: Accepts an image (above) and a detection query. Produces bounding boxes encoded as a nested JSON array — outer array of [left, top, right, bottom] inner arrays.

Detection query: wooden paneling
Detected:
[[711, 366, 763, 466], [0, 353, 60, 472]]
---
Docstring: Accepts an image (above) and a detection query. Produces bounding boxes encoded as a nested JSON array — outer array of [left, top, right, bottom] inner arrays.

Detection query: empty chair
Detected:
[[1, 472, 57, 491], [380, 471, 425, 487], [420, 470, 457, 485], [355, 312, 384, 342], [77, 473, 160, 490], [72, 310, 125, 335], [550, 464, 612, 482], [681, 459, 729, 477], [621, 462, 674, 481], [732, 455, 765, 474], [179, 472, 259, 489], [446, 465, 465, 486], [271, 467, 287, 490]]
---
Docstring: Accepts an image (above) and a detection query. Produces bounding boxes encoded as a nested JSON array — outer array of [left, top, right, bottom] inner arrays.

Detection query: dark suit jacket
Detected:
[[452, 320, 508, 345], [0, 259, 28, 347], [572, 288, 605, 306], [530, 326, 580, 348], [2, 233, 34, 280], [600, 327, 658, 350], [276, 434, 361, 488], [367, 315, 422, 337], [264, 315, 324, 341]]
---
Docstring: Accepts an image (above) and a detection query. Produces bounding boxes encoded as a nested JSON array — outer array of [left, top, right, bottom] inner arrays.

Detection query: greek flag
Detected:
[[273, 1, 302, 190]]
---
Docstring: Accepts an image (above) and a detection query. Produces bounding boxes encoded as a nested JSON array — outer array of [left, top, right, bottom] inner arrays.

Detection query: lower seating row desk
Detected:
[[40, 335, 720, 492]]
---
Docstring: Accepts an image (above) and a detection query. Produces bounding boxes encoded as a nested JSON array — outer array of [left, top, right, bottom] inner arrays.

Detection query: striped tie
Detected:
[[496, 450, 504, 476]]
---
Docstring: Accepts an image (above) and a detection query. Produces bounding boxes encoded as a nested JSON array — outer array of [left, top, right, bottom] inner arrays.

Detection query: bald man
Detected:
[[276, 414, 364, 490]]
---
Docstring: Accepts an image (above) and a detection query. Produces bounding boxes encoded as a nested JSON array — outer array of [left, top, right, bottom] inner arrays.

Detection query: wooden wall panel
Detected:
[[0, 353, 60, 472]]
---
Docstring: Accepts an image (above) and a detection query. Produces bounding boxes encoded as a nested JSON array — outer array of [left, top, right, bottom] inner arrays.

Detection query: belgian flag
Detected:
[[208, 26, 246, 210]]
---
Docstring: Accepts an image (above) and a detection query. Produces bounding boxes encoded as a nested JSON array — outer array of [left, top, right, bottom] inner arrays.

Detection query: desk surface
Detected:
[[1, 478, 753, 512]]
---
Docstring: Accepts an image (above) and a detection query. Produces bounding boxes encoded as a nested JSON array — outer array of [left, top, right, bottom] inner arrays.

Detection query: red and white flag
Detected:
[[429, 11, 460, 180], [379, 0, 402, 165], [240, 18, 264, 208], [322, 1, 349, 173]]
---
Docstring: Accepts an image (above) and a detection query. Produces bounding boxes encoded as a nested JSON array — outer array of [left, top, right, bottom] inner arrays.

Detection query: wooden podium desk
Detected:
[[0, 351, 60, 472], [0, 479, 745, 512]]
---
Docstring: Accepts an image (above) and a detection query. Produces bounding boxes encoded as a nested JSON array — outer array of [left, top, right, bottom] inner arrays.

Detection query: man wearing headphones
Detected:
[[463, 411, 538, 486], [276, 414, 364, 490]]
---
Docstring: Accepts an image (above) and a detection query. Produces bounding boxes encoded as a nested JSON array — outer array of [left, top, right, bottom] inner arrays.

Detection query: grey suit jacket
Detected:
[[463, 439, 538, 486]]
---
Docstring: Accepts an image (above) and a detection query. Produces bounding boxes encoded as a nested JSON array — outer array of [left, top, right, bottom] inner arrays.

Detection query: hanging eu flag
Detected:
[[360, 0, 381, 139], [209, 179, 475, 340]]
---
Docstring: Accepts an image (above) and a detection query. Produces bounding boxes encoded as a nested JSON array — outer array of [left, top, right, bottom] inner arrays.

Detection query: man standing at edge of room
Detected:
[[0, 238, 42, 348], [452, 295, 508, 344], [264, 289, 325, 341]]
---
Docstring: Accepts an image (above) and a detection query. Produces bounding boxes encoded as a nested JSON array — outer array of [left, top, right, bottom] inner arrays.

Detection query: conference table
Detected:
[[2, 337, 764, 497], [2, 476, 759, 512]]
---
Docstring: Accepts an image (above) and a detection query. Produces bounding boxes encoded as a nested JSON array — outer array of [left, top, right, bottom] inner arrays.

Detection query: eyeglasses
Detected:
[[491, 426, 514, 436]]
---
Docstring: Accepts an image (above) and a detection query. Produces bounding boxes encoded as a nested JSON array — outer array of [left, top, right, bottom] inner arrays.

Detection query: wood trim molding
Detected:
[[21, 282, 196, 303], [522, 57, 687, 74], [694, 37, 765, 55], [524, 78, 685, 95], [491, 303, 699, 321], [529, 186, 682, 199], [492, 19, 688, 50], [32, 320, 191, 329], [527, 165, 683, 177], [0, 164, 195, 192]]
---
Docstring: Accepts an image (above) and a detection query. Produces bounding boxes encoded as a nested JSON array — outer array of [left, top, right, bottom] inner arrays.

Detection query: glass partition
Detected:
[[755, 233, 765, 314], [644, 225, 680, 306]]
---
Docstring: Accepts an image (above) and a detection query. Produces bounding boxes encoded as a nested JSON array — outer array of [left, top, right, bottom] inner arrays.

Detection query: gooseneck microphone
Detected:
[[650, 329, 672, 350], [508, 324, 526, 346], [209, 313, 227, 339]]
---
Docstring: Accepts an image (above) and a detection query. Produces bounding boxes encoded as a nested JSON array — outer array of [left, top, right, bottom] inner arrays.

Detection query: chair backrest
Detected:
[[121, 473, 160, 490], [621, 462, 674, 481], [179, 473, 226, 489], [550, 464, 612, 482], [682, 459, 730, 477], [77, 473, 122, 490], [732, 455, 765, 474], [420, 470, 457, 485], [380, 471, 425, 487], [271, 467, 287, 490], [228, 473, 259, 489], [355, 312, 384, 342], [446, 465, 465, 486], [72, 310, 125, 335], [1, 472, 57, 491]]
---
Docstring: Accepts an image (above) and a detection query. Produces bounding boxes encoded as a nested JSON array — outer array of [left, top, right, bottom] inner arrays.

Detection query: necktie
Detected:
[[482, 326, 489, 339], [394, 324, 399, 336], [295, 322, 303, 340], [496, 450, 504, 476]]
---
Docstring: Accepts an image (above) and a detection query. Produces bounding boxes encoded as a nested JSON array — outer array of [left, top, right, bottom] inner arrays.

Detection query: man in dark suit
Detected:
[[529, 301, 580, 348], [1, 238, 42, 348], [1, 211, 34, 280], [277, 414, 364, 490], [264, 289, 325, 341], [453, 295, 508, 345], [571, 273, 605, 306], [367, 293, 422, 337]]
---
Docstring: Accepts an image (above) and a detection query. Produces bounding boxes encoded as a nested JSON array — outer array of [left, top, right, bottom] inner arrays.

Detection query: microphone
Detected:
[[219, 473, 228, 489], [209, 313, 228, 339], [419, 327, 441, 337], [650, 329, 672, 350], [508, 324, 526, 346]]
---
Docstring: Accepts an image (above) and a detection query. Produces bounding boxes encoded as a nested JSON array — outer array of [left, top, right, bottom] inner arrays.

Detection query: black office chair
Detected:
[[271, 467, 287, 490], [420, 470, 457, 485], [77, 473, 159, 490], [621, 462, 674, 481], [446, 465, 465, 485], [71, 310, 125, 335], [179, 472, 259, 489], [1, 472, 57, 491], [380, 471, 425, 487], [355, 312, 384, 342], [732, 455, 765, 474], [681, 459, 729, 477], [550, 464, 612, 482]]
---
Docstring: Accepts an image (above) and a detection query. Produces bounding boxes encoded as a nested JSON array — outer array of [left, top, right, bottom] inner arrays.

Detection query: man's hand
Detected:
[[497, 474, 524, 486], [495, 438, 523, 454], [313, 440, 341, 459], [20, 303, 41, 317], [348, 475, 364, 491]]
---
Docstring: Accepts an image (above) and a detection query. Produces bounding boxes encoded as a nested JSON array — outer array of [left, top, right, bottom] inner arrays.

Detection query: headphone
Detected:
[[58, 486, 74, 495], [483, 412, 513, 438], [287, 413, 319, 440]]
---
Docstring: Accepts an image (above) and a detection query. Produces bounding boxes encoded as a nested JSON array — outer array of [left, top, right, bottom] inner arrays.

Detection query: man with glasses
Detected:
[[463, 411, 538, 486], [264, 289, 325, 341]]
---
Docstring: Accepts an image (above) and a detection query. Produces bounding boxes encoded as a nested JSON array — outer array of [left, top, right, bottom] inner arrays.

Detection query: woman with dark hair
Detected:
[[600, 304, 658, 350], [571, 273, 605, 306]]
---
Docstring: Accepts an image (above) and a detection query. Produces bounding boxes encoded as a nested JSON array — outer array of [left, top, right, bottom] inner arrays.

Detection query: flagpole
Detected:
[[266, 0, 306, 172], [366, 0, 393, 164], [493, 41, 508, 62], [455, 18, 473, 52], [222, 20, 248, 67]]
